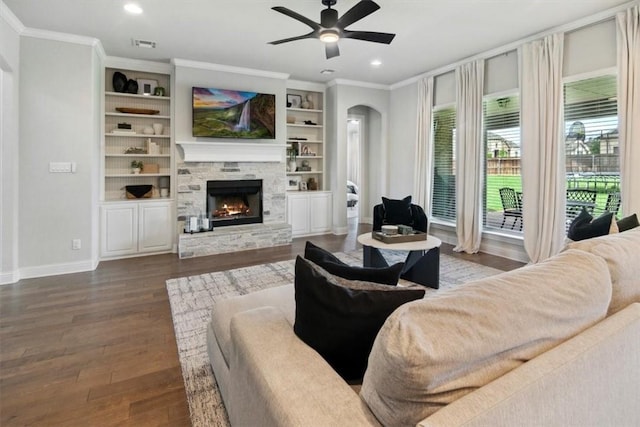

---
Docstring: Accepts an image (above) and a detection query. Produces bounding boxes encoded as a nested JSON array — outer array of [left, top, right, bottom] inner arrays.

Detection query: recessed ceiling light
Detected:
[[370, 59, 382, 67], [320, 69, 335, 75], [124, 3, 143, 14]]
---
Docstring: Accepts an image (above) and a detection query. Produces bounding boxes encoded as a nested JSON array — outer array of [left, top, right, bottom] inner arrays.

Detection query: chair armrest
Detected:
[[229, 307, 380, 427]]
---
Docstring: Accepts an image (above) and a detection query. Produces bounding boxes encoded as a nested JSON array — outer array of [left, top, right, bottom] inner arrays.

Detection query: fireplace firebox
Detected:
[[206, 179, 263, 227]]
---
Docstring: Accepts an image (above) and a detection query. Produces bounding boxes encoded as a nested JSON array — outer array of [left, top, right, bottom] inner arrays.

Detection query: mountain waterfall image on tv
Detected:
[[192, 87, 276, 139]]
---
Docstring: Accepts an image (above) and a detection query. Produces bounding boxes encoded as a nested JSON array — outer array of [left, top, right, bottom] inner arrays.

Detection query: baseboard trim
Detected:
[[0, 271, 20, 285], [19, 259, 98, 281], [332, 226, 348, 235], [429, 221, 529, 263]]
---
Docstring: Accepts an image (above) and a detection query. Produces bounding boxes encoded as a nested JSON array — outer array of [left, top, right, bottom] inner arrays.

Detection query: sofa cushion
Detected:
[[304, 241, 403, 286], [360, 249, 612, 426], [566, 226, 640, 315], [617, 213, 639, 232], [293, 256, 425, 381], [210, 284, 295, 367], [382, 196, 413, 226], [567, 208, 614, 241]]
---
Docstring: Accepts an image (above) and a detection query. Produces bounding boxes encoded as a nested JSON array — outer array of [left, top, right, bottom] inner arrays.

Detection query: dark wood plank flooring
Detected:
[[0, 222, 524, 426]]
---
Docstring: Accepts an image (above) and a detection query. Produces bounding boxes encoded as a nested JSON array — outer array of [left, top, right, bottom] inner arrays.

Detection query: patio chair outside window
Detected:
[[566, 189, 597, 214], [499, 187, 522, 230], [594, 192, 621, 216]]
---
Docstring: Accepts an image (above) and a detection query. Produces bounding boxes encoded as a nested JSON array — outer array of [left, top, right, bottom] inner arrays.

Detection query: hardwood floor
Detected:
[[0, 222, 524, 426]]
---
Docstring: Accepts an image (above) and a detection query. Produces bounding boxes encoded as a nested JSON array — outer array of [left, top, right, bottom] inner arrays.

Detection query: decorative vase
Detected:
[[307, 177, 318, 191], [288, 160, 297, 172], [132, 168, 141, 174], [152, 123, 163, 135]]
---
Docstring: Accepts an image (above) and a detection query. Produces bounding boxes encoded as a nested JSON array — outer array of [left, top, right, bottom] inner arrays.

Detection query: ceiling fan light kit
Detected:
[[319, 30, 340, 43], [269, 0, 395, 59]]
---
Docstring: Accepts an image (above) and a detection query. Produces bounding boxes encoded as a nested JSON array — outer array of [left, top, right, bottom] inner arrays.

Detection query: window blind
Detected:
[[431, 107, 457, 223], [483, 95, 522, 233]]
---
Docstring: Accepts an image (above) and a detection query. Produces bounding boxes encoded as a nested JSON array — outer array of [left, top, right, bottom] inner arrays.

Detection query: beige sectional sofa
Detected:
[[206, 228, 640, 426]]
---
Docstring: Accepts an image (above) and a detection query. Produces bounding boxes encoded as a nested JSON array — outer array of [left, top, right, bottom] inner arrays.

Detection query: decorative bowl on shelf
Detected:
[[116, 107, 160, 115], [125, 185, 152, 199]]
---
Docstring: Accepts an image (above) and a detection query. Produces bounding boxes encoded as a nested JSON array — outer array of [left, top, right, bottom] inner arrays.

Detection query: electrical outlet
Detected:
[[72, 239, 81, 250], [50, 162, 73, 173]]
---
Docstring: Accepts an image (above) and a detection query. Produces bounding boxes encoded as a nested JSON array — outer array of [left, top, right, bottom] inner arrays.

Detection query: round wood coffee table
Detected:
[[357, 232, 442, 289]]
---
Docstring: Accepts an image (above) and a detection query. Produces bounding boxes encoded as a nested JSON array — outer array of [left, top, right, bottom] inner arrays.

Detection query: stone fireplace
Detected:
[[176, 153, 291, 258]]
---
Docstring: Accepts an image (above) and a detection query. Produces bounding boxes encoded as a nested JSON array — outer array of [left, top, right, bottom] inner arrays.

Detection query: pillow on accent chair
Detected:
[[304, 241, 404, 286], [293, 256, 425, 381], [382, 196, 413, 226], [618, 213, 639, 232], [567, 208, 614, 241]]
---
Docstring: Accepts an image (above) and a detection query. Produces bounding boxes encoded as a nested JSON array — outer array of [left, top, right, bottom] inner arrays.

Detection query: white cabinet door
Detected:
[[138, 201, 173, 253], [287, 194, 310, 237], [101, 203, 138, 257], [309, 192, 332, 233]]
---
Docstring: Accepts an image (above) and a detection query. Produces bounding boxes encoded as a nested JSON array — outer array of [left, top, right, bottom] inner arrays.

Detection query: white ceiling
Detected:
[[3, 0, 632, 85]]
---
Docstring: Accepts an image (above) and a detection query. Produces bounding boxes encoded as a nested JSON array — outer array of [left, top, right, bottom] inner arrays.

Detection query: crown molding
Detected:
[[21, 27, 100, 47], [104, 56, 172, 74], [172, 58, 290, 80], [94, 41, 106, 61], [1, 1, 25, 33], [326, 78, 390, 91]]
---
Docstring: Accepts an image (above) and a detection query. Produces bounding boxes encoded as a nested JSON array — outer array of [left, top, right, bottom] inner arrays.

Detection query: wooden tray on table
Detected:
[[372, 230, 427, 244]]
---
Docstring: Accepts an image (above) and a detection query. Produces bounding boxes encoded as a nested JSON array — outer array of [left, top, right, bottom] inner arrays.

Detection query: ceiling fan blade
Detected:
[[336, 0, 380, 29], [325, 42, 340, 59], [342, 30, 395, 44], [269, 32, 316, 45], [271, 6, 321, 31]]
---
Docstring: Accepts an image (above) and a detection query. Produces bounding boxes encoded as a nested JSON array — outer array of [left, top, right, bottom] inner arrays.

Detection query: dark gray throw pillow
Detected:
[[567, 208, 613, 241], [304, 241, 404, 286], [617, 213, 639, 232], [382, 196, 413, 226], [293, 256, 425, 381]]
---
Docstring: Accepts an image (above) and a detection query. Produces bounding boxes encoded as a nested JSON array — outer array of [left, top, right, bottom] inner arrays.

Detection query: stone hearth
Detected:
[[176, 160, 291, 258]]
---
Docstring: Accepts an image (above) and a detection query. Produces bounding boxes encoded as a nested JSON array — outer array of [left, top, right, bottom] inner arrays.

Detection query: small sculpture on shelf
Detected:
[[301, 94, 314, 109]]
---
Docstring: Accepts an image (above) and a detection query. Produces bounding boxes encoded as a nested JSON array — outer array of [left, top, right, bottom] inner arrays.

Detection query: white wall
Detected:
[[388, 82, 419, 199], [326, 82, 389, 233], [0, 4, 20, 284], [18, 36, 100, 277]]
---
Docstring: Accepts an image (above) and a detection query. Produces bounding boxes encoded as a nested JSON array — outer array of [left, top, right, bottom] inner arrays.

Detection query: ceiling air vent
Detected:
[[132, 39, 156, 49]]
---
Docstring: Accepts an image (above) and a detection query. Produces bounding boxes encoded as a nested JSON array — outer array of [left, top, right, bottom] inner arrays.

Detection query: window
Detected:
[[483, 94, 522, 233], [431, 106, 456, 223], [564, 74, 619, 226]]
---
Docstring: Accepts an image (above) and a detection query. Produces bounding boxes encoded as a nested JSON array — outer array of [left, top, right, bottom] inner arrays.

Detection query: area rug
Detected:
[[166, 250, 503, 426]]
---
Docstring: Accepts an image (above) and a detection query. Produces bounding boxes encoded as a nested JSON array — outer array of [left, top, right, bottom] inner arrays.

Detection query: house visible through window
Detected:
[[564, 74, 619, 225], [431, 106, 456, 223], [483, 94, 522, 233]]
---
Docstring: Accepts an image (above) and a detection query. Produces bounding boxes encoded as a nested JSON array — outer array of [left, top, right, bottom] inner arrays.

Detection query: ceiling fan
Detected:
[[268, 0, 396, 59]]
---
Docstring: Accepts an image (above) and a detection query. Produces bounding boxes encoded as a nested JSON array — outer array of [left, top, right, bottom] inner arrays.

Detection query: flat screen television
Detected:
[[192, 87, 276, 139]]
